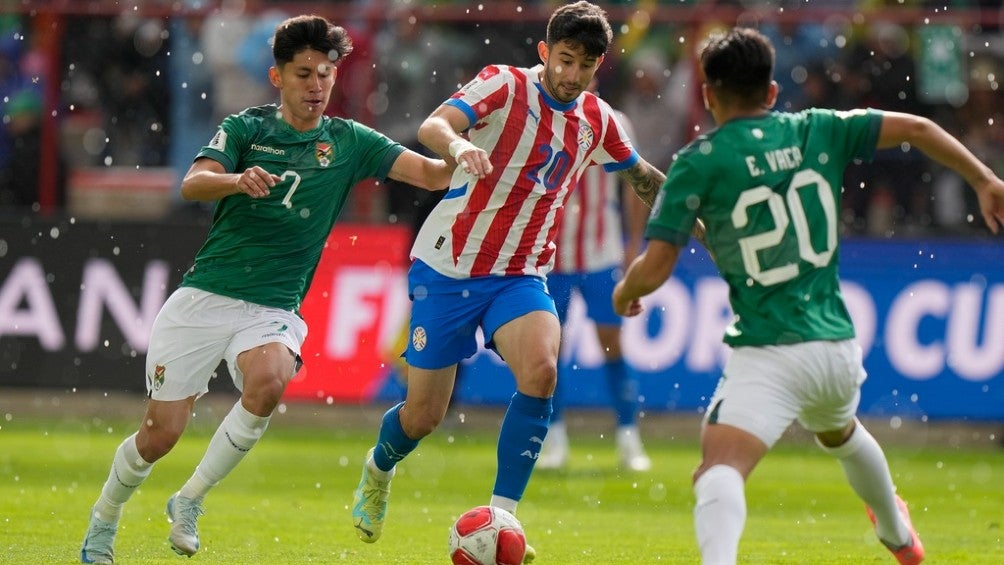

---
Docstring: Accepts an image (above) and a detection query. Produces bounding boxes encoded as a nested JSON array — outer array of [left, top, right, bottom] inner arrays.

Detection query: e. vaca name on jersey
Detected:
[[744, 145, 803, 177]]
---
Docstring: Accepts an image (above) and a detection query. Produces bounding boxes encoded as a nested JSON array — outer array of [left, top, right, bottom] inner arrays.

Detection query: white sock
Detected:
[[490, 495, 518, 515], [693, 464, 746, 565], [178, 401, 270, 501], [94, 433, 152, 523], [816, 422, 909, 546]]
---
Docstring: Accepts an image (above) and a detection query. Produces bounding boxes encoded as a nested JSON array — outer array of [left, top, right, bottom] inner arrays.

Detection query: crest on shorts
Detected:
[[152, 364, 165, 391], [316, 142, 332, 167], [576, 124, 594, 150], [412, 326, 428, 351]]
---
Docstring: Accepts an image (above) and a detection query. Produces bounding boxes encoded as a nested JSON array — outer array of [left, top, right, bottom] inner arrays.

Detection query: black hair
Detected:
[[272, 15, 353, 67], [700, 27, 774, 108], [545, 1, 613, 58]]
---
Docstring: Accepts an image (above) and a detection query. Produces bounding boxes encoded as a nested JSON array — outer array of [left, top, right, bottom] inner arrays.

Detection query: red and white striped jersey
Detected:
[[553, 110, 636, 274], [411, 64, 638, 279]]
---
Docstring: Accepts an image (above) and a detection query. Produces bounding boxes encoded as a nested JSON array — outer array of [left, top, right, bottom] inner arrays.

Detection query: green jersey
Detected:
[[647, 108, 882, 346], [181, 104, 406, 311]]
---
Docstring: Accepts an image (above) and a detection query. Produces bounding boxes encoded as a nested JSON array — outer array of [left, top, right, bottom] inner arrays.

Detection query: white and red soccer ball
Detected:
[[448, 505, 526, 565]]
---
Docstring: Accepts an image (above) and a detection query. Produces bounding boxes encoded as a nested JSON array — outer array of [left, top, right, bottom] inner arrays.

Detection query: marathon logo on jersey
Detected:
[[577, 124, 594, 150], [316, 142, 333, 167], [251, 144, 286, 156], [208, 129, 226, 151]]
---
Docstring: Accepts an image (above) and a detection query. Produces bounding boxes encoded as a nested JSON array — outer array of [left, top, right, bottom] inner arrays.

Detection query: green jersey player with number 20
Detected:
[[80, 15, 452, 564], [614, 27, 1004, 565]]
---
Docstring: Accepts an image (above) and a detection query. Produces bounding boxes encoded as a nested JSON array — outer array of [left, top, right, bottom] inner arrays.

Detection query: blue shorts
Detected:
[[547, 267, 620, 326], [406, 260, 558, 370]]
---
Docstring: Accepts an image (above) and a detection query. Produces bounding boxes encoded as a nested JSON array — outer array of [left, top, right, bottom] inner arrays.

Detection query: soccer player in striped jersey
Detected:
[[80, 15, 453, 564], [537, 87, 653, 472], [614, 27, 1004, 565], [351, 2, 666, 560]]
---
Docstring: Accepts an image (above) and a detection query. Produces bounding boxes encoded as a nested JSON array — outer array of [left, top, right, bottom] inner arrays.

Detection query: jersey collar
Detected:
[[531, 64, 578, 112]]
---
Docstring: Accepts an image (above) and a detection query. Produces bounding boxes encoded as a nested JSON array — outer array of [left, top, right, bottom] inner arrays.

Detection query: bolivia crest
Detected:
[[316, 142, 333, 167]]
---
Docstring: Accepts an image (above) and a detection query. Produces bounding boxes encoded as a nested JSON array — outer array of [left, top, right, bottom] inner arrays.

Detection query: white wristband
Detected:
[[448, 138, 476, 159]]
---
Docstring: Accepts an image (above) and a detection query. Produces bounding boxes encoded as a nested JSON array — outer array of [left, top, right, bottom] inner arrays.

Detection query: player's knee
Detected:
[[137, 426, 183, 462], [401, 409, 443, 438], [517, 358, 557, 397], [242, 374, 286, 416]]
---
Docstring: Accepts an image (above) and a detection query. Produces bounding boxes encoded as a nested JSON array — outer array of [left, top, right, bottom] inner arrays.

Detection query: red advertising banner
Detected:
[[287, 225, 412, 403]]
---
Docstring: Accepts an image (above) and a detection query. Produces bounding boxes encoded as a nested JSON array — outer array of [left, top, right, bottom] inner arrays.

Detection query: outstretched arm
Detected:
[[879, 111, 1004, 233], [617, 156, 708, 247], [386, 150, 454, 191], [616, 158, 664, 208], [612, 239, 681, 317]]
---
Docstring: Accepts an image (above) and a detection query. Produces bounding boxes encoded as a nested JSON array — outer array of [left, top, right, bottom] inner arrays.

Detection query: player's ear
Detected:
[[537, 41, 549, 64], [765, 80, 779, 109], [268, 66, 281, 88], [702, 83, 711, 111]]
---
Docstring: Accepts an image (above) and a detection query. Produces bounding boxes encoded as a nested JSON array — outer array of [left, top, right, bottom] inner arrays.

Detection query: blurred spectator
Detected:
[[372, 3, 472, 227], [0, 15, 28, 186], [0, 89, 61, 208], [759, 19, 843, 112], [61, 14, 171, 168], [615, 46, 692, 172], [932, 54, 1004, 233], [841, 21, 933, 235], [167, 6, 216, 207], [200, 0, 276, 124]]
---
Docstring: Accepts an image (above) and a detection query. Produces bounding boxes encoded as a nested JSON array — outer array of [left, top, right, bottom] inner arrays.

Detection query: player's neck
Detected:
[[715, 106, 769, 126], [277, 105, 322, 132]]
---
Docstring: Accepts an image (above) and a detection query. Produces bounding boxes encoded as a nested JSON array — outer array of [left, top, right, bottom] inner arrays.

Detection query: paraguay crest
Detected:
[[576, 124, 594, 150], [412, 326, 428, 351], [315, 142, 333, 167]]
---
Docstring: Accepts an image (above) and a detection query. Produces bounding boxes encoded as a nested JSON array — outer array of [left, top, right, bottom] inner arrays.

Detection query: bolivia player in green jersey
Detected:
[[80, 15, 452, 564], [614, 27, 1004, 565]]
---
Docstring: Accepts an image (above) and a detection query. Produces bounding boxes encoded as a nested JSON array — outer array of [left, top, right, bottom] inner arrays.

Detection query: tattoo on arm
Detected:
[[618, 161, 665, 208]]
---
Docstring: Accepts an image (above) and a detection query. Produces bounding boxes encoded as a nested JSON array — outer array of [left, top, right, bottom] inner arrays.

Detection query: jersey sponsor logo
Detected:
[[411, 326, 427, 351], [576, 124, 594, 150], [208, 129, 226, 151], [261, 322, 289, 339], [316, 142, 332, 167], [527, 107, 540, 125], [250, 143, 286, 156]]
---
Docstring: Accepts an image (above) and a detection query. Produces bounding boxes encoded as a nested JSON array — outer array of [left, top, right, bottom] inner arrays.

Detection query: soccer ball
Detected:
[[448, 505, 526, 565]]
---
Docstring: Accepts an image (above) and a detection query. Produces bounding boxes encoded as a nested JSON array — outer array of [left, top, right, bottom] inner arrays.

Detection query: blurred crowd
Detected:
[[2, 0, 1003, 237]]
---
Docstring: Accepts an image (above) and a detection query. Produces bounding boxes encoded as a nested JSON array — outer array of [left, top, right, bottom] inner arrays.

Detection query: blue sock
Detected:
[[372, 402, 420, 472], [493, 392, 552, 501], [606, 358, 638, 427]]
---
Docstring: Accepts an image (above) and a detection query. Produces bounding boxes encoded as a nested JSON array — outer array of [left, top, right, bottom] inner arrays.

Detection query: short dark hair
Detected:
[[700, 27, 774, 108], [545, 1, 613, 58], [272, 15, 353, 67]]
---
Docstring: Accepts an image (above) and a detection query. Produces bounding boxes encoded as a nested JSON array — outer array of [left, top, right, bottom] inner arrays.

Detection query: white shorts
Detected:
[[704, 339, 867, 448], [145, 287, 307, 401]]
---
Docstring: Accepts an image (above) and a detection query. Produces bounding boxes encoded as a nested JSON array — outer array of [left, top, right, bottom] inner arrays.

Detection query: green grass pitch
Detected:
[[1, 400, 1001, 564]]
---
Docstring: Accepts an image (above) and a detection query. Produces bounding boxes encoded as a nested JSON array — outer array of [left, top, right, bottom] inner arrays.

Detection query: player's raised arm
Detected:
[[418, 104, 493, 178], [877, 111, 1004, 233]]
